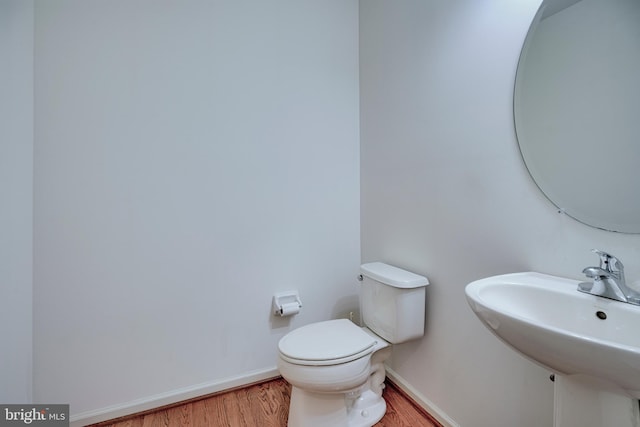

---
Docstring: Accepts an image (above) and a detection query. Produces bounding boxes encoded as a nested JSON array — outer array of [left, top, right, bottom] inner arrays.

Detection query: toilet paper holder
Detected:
[[272, 291, 302, 317]]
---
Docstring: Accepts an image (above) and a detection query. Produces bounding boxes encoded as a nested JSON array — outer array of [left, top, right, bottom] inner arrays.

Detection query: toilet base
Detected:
[[287, 387, 386, 427], [348, 389, 387, 427]]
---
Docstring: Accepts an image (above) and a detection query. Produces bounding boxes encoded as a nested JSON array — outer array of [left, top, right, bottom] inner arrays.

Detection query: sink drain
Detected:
[[595, 311, 607, 320]]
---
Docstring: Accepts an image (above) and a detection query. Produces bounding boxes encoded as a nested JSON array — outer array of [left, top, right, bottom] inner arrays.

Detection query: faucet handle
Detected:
[[592, 249, 624, 272]]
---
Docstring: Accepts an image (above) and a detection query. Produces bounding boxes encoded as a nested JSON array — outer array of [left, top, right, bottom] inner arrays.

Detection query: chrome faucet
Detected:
[[578, 249, 640, 305]]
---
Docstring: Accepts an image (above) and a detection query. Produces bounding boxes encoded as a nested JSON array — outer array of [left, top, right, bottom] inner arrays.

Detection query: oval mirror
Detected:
[[514, 0, 640, 233]]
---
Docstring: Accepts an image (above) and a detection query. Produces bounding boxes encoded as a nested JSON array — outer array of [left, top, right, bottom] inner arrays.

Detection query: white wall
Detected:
[[360, 1, 640, 426], [33, 0, 360, 417], [0, 0, 34, 403]]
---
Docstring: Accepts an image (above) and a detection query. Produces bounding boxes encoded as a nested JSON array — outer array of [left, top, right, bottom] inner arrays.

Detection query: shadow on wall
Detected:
[[332, 294, 361, 325]]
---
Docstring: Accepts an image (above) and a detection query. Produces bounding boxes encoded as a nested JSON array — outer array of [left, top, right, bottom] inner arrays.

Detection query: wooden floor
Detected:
[[95, 377, 442, 427]]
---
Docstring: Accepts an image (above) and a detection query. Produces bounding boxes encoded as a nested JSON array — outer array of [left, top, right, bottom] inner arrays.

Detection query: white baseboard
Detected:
[[385, 366, 460, 427], [70, 366, 280, 427]]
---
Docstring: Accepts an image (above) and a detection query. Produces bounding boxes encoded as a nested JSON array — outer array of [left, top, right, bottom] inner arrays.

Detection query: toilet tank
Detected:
[[360, 262, 429, 344]]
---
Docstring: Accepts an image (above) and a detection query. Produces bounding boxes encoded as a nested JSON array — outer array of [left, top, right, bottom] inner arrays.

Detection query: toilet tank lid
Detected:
[[360, 262, 429, 289]]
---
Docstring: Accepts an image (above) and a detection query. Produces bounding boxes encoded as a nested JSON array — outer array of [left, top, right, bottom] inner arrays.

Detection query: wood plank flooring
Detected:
[[94, 377, 442, 427]]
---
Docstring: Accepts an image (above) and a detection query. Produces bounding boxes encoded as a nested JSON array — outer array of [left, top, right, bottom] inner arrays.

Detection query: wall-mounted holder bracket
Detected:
[[272, 291, 302, 317]]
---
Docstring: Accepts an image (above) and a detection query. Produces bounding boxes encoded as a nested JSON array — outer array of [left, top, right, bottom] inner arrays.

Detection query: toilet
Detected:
[[277, 262, 429, 427]]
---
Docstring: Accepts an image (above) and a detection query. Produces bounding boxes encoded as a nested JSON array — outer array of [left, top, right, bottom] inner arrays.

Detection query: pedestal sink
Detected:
[[465, 272, 640, 427]]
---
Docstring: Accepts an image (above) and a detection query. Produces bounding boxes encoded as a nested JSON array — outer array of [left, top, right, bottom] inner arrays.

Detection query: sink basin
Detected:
[[465, 272, 640, 397]]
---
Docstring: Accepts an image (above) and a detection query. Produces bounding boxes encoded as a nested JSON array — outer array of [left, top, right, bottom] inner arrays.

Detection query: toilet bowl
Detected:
[[277, 262, 429, 427], [278, 319, 391, 427]]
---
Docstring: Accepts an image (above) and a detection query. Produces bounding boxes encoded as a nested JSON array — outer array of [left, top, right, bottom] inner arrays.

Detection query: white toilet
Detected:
[[277, 262, 429, 427]]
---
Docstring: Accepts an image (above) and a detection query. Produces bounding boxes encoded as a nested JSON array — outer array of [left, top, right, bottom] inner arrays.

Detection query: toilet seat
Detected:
[[278, 319, 376, 366]]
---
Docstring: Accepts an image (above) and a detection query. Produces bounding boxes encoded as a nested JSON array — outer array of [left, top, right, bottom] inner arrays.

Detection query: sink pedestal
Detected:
[[554, 374, 640, 427]]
